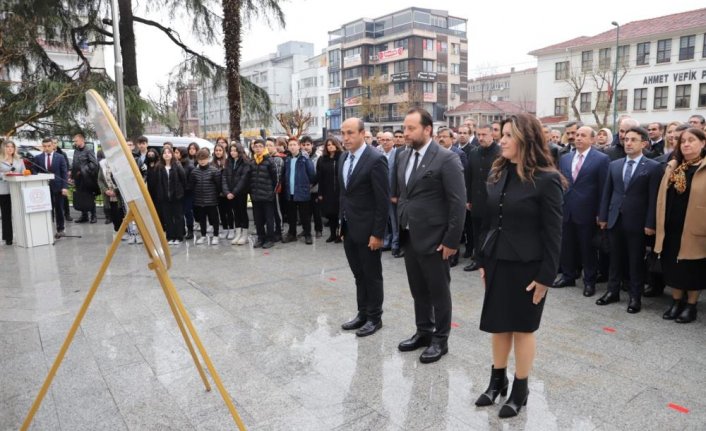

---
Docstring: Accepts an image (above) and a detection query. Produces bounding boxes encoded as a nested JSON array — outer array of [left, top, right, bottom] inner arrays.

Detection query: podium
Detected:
[[5, 174, 55, 248]]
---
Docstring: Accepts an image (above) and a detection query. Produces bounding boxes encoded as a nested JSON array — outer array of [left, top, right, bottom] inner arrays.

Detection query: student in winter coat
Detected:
[[281, 137, 316, 244], [174, 147, 196, 240], [249, 139, 278, 249], [153, 147, 187, 244], [222, 142, 251, 245], [190, 148, 222, 245], [211, 144, 233, 240], [316, 137, 343, 242]]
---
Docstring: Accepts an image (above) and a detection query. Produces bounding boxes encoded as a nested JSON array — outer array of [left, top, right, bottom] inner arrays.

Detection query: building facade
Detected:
[[531, 8, 706, 128], [467, 67, 537, 108], [290, 52, 329, 138], [326, 7, 468, 133], [198, 41, 314, 139]]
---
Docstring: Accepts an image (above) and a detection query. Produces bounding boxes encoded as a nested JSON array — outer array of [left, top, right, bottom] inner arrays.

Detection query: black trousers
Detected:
[[106, 200, 124, 233], [218, 196, 233, 230], [231, 194, 249, 229], [161, 199, 185, 240], [183, 192, 194, 233], [343, 228, 384, 322], [401, 229, 452, 341], [560, 221, 598, 284], [462, 210, 473, 252], [194, 205, 219, 236], [607, 217, 647, 298], [102, 192, 111, 220], [287, 199, 312, 236], [325, 212, 339, 238], [252, 201, 275, 241], [276, 192, 286, 230], [0, 194, 12, 242], [311, 193, 323, 232], [50, 192, 65, 232], [471, 216, 483, 260], [63, 194, 71, 217]]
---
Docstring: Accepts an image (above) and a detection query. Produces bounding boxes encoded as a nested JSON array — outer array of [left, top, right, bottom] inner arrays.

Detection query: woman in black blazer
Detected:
[[474, 113, 564, 418]]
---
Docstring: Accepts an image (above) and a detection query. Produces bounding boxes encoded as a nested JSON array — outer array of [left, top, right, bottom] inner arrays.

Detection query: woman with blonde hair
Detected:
[[0, 140, 27, 245]]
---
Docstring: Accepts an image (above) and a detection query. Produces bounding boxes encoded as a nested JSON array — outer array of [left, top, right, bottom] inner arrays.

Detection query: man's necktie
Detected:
[[346, 154, 355, 188], [623, 159, 635, 188], [47, 154, 52, 171], [408, 151, 420, 184], [572, 153, 584, 181]]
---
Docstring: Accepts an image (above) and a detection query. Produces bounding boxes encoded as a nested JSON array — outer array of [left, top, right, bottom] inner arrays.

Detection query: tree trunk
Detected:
[[222, 0, 242, 141], [117, 0, 143, 138]]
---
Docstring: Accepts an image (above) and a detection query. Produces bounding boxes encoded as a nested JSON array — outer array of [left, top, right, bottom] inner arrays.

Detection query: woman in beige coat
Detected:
[[654, 128, 706, 323]]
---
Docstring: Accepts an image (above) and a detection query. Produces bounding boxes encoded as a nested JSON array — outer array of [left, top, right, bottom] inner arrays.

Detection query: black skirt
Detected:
[[661, 233, 706, 291], [480, 258, 546, 333]]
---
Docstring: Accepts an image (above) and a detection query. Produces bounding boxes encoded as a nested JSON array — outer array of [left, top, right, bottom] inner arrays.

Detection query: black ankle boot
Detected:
[[499, 376, 529, 418], [675, 303, 697, 323], [475, 366, 508, 406], [663, 299, 685, 320]]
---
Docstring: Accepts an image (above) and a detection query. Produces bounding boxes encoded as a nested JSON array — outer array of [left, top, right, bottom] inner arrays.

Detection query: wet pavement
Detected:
[[1, 220, 705, 430]]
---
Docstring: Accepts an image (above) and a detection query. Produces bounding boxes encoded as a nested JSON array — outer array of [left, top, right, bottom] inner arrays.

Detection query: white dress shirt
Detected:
[[343, 143, 367, 188], [405, 139, 432, 185]]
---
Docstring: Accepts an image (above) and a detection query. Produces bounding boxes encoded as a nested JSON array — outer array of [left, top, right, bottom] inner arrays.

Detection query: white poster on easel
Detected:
[[23, 187, 52, 213]]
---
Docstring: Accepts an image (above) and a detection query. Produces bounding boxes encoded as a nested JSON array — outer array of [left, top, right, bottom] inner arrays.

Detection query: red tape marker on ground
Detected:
[[451, 322, 460, 328], [328, 277, 337, 281], [263, 252, 270, 256], [668, 403, 689, 413], [602, 327, 616, 333]]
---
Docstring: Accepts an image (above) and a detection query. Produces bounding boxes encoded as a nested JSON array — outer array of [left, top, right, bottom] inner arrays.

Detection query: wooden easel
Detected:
[[21, 202, 246, 430]]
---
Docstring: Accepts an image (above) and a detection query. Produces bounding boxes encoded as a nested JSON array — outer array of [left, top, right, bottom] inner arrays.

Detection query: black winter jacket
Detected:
[[190, 164, 221, 206], [222, 158, 251, 196], [154, 163, 186, 202], [249, 155, 278, 202]]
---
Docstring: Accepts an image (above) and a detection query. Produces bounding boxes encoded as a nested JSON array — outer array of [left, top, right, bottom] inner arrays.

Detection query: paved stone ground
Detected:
[[1, 219, 705, 430]]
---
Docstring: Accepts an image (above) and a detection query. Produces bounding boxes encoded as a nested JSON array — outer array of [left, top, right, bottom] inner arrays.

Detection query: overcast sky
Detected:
[[103, 0, 705, 99]]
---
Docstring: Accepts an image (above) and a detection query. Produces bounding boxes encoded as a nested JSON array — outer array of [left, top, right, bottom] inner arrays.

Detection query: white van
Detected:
[[142, 135, 215, 153]]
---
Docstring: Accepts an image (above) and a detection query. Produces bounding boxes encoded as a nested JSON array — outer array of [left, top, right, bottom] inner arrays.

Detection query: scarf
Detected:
[[254, 153, 265, 165], [668, 156, 703, 194]]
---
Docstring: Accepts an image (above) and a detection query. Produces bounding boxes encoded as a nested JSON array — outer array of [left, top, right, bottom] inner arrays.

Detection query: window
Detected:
[[422, 60, 434, 72], [580, 92, 591, 113], [437, 41, 448, 53], [616, 89, 627, 111], [343, 67, 362, 79], [654, 86, 668, 109], [581, 51, 593, 71], [554, 97, 568, 116], [431, 15, 447, 29], [679, 35, 695, 60], [675, 84, 691, 108], [422, 82, 433, 93], [394, 82, 407, 95], [450, 63, 460, 75], [597, 91, 609, 111], [329, 72, 340, 88], [344, 47, 361, 59], [657, 39, 671, 63], [617, 45, 629, 67], [636, 42, 650, 66], [451, 43, 460, 55], [437, 82, 447, 94], [329, 50, 340, 68], [343, 87, 362, 98], [633, 88, 648, 110], [598, 48, 611, 69], [393, 60, 408, 73], [437, 62, 447, 73], [394, 39, 408, 50], [378, 63, 388, 75], [450, 84, 460, 94], [423, 38, 434, 51], [555, 61, 569, 80]]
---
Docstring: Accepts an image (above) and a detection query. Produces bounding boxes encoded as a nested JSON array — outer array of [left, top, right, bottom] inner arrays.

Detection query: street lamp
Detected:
[[611, 21, 620, 133]]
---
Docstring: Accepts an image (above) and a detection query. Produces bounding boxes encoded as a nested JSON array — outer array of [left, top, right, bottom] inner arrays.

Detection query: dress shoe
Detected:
[[185, 231, 194, 240], [419, 341, 448, 364], [643, 284, 664, 297], [65, 214, 73, 222], [475, 366, 508, 406], [74, 217, 89, 223], [627, 297, 641, 314], [675, 303, 697, 323], [595, 291, 620, 305], [663, 299, 685, 320], [253, 240, 264, 248], [104, 218, 112, 224], [304, 235, 313, 245], [6, 240, 12, 245], [583, 284, 596, 297], [498, 376, 529, 418], [281, 234, 297, 243], [325, 235, 336, 243], [90, 216, 97, 224], [449, 253, 459, 268], [463, 261, 480, 272], [392, 248, 404, 258], [262, 241, 274, 249], [552, 278, 576, 288], [341, 315, 366, 330], [355, 320, 382, 337], [315, 231, 323, 238], [398, 333, 432, 352], [54, 231, 65, 239]]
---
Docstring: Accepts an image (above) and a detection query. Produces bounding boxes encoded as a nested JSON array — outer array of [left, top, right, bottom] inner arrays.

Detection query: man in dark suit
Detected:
[[396, 108, 466, 364], [558, 121, 580, 157], [35, 137, 69, 238], [437, 127, 467, 268], [596, 127, 662, 313], [338, 117, 390, 337], [379, 132, 403, 257], [644, 122, 665, 159], [554, 126, 610, 297], [464, 124, 500, 272], [454, 124, 475, 258]]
